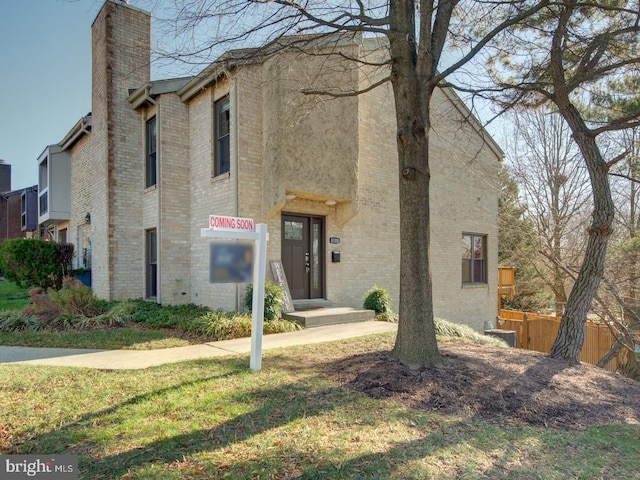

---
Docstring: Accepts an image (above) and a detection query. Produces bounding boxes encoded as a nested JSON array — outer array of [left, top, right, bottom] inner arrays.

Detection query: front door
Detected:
[[282, 214, 324, 300]]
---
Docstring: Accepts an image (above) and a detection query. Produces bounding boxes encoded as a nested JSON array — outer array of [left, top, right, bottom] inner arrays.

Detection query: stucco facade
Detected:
[[49, 0, 501, 331]]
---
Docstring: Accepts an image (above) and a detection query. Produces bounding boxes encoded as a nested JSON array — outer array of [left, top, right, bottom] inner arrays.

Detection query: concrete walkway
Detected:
[[0, 321, 397, 370]]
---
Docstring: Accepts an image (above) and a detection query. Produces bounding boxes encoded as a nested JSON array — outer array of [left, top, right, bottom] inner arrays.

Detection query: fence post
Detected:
[[523, 313, 529, 349]]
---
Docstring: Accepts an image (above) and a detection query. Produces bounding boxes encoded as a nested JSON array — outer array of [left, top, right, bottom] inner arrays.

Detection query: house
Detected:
[[41, 0, 501, 332], [0, 160, 38, 241]]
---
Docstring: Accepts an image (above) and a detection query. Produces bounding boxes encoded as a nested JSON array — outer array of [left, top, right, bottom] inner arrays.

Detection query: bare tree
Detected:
[[608, 128, 640, 310], [476, 1, 640, 363], [158, 0, 549, 368], [507, 108, 591, 314]]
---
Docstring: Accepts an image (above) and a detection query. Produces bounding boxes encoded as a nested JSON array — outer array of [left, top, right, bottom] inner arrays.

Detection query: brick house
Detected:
[[43, 0, 501, 331], [0, 161, 38, 242]]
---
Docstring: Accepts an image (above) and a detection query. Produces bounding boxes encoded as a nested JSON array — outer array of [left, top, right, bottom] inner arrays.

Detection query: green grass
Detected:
[[0, 279, 30, 311], [1, 334, 638, 479], [0, 328, 196, 350]]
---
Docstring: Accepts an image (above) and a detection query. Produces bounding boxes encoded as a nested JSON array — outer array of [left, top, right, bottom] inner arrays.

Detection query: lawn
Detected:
[[1, 333, 638, 479], [0, 279, 30, 311]]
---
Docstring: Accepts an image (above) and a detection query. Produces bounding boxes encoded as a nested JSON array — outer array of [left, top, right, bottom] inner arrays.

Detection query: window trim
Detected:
[[214, 96, 231, 178], [145, 116, 157, 188], [462, 233, 487, 285]]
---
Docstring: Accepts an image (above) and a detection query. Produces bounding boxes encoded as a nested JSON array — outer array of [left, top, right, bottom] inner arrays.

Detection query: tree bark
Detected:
[[388, 0, 442, 368]]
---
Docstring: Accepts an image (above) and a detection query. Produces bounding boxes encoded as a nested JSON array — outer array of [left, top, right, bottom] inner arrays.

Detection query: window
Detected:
[[146, 117, 157, 188], [462, 233, 487, 284], [39, 157, 48, 190], [20, 192, 27, 229], [76, 227, 91, 269], [39, 193, 48, 215], [146, 229, 158, 298], [214, 97, 230, 177]]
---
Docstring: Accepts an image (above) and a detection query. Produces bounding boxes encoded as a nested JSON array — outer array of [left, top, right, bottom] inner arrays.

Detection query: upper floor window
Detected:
[[146, 117, 157, 188], [39, 157, 48, 190], [462, 233, 487, 284], [214, 97, 230, 177]]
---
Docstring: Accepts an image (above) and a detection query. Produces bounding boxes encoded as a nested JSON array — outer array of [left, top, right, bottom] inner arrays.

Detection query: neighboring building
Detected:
[[42, 0, 502, 331], [0, 160, 38, 241], [37, 145, 71, 243]]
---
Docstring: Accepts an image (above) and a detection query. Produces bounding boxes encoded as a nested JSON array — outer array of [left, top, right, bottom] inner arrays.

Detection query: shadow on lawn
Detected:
[[17, 348, 640, 479]]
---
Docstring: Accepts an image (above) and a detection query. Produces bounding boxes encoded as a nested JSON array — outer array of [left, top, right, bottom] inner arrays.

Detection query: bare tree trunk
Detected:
[[550, 108, 614, 362], [388, 0, 442, 368], [548, 8, 615, 363]]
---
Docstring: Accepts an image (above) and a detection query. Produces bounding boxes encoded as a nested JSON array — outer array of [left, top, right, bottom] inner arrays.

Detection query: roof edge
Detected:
[[59, 115, 92, 151], [439, 85, 504, 160]]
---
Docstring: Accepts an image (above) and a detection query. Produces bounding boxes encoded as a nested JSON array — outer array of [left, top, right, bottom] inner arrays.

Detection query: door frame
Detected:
[[281, 213, 326, 300]]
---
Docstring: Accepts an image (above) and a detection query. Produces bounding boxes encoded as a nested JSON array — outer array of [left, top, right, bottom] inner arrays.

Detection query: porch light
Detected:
[[325, 200, 337, 206]]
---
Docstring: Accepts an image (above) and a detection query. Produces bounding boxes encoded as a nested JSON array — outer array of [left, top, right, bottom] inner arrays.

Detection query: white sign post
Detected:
[[201, 216, 267, 371]]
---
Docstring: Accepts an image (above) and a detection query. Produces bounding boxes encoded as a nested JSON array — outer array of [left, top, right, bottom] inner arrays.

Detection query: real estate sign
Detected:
[[209, 214, 254, 232], [202, 217, 267, 371]]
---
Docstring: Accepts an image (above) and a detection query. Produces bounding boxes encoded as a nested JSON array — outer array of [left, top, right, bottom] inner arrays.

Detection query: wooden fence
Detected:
[[497, 309, 618, 371]]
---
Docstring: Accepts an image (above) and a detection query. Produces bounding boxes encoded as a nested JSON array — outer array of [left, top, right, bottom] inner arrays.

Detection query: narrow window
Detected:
[[146, 117, 157, 188], [39, 157, 48, 190], [214, 97, 230, 177], [462, 233, 487, 284], [21, 192, 27, 229], [146, 229, 158, 298]]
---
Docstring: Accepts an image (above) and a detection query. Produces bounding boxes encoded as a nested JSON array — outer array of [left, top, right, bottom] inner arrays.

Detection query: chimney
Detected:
[[0, 161, 11, 193]]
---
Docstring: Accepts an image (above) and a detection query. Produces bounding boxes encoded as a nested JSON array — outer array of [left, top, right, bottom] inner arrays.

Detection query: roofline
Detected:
[[177, 34, 362, 103], [439, 85, 504, 160], [128, 77, 193, 109], [1, 185, 37, 198], [59, 115, 92, 151], [177, 50, 260, 102]]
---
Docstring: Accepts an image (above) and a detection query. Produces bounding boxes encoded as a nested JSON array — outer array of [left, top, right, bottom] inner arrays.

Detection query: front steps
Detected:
[[284, 306, 375, 328]]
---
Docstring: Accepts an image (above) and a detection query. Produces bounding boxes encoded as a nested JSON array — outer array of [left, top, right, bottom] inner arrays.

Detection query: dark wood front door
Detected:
[[282, 214, 324, 300]]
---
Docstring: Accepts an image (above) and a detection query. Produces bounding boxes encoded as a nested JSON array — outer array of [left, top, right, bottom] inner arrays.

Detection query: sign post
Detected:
[[201, 216, 267, 371]]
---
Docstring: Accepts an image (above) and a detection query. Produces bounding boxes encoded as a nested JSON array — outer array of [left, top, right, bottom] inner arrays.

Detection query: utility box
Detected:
[[485, 329, 515, 347]]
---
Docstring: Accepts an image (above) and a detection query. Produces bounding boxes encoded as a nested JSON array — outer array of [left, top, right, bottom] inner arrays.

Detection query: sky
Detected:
[[0, 0, 171, 191]]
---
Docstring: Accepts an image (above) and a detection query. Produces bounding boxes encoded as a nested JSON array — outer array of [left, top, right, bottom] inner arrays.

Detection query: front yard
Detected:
[[1, 333, 640, 479]]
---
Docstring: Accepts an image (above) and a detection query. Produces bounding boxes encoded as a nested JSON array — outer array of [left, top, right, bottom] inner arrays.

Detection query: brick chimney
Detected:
[[0, 160, 11, 193]]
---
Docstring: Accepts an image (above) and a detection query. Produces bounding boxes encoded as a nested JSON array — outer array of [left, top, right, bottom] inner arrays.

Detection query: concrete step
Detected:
[[284, 307, 375, 328], [292, 299, 334, 310]]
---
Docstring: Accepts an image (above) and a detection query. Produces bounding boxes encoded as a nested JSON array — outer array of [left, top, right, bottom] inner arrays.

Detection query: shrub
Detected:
[[434, 317, 508, 347], [196, 311, 253, 339], [193, 310, 302, 340], [244, 281, 283, 321], [0, 311, 41, 332], [128, 300, 211, 330], [47, 278, 102, 318], [263, 318, 303, 334], [22, 288, 64, 322], [363, 287, 393, 315], [0, 239, 74, 290]]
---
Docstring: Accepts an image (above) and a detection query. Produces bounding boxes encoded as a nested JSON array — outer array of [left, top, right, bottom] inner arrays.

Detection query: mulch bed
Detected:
[[322, 341, 640, 428]]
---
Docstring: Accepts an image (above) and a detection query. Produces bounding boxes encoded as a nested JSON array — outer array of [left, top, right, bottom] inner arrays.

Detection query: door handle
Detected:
[[305, 263, 310, 273]]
